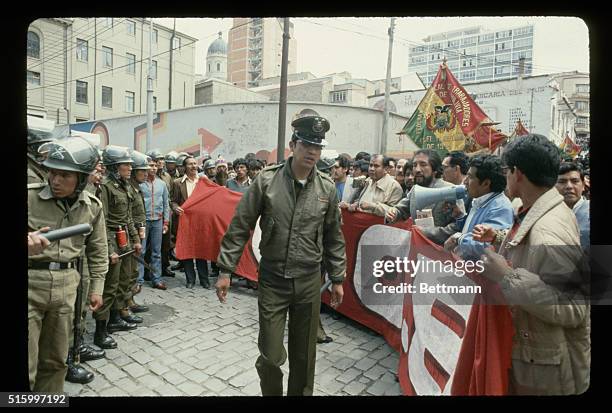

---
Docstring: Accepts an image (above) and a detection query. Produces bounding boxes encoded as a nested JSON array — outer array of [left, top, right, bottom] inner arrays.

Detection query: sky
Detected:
[[155, 16, 589, 82]]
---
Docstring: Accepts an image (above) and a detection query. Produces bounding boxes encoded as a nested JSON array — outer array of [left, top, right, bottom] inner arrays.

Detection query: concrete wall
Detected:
[[61, 102, 414, 162]]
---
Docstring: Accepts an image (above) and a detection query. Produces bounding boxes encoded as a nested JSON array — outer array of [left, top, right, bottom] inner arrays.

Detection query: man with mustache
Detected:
[[385, 148, 455, 227], [556, 162, 590, 252]]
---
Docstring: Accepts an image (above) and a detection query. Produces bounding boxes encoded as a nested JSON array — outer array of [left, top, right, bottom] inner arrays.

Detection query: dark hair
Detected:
[[355, 151, 371, 162], [558, 162, 584, 180], [371, 154, 390, 168], [233, 157, 248, 170], [245, 153, 256, 160], [402, 159, 413, 176], [356, 160, 369, 173], [447, 151, 469, 175], [385, 157, 396, 168], [248, 159, 264, 170], [183, 155, 195, 167], [336, 155, 350, 169], [468, 154, 507, 193], [414, 149, 443, 178], [502, 134, 560, 187]]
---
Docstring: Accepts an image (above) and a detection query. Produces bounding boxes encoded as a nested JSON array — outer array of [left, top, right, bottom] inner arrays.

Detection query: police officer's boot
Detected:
[[107, 309, 137, 333], [65, 351, 94, 384], [127, 297, 149, 313], [78, 343, 106, 361], [93, 319, 117, 349], [120, 307, 143, 324]]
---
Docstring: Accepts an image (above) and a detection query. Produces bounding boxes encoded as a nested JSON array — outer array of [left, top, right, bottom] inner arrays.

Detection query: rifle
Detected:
[[118, 249, 159, 277], [320, 278, 333, 294]]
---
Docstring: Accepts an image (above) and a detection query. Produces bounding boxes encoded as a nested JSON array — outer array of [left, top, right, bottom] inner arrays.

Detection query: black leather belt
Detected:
[[29, 261, 77, 270]]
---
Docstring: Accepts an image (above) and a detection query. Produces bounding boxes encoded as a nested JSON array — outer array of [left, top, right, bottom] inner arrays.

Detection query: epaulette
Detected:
[[85, 191, 103, 208], [316, 169, 335, 184], [27, 182, 46, 190], [263, 163, 283, 171]]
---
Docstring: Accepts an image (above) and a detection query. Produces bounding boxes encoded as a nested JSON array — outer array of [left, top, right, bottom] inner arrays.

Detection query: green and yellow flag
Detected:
[[402, 63, 507, 155]]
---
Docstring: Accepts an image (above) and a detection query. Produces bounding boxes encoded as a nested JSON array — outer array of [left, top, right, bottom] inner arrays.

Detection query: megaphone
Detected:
[[410, 184, 467, 218]]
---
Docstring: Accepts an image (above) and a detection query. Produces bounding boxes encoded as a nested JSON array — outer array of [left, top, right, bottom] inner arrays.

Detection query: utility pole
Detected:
[[169, 18, 176, 110], [146, 18, 154, 152], [93, 19, 97, 121], [381, 17, 396, 156], [529, 87, 534, 132], [277, 17, 290, 163]]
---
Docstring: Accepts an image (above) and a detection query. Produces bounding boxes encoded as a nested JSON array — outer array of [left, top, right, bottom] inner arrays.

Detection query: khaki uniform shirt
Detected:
[[98, 176, 140, 255], [129, 178, 146, 230], [27, 183, 109, 295]]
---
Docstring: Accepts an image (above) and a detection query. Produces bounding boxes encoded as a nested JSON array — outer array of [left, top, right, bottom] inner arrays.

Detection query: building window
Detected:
[[217, 62, 221, 71], [125, 91, 135, 112], [153, 29, 158, 44], [153, 96, 157, 112], [126, 20, 136, 36], [478, 33, 494, 43], [27, 31, 40, 59], [152, 60, 157, 79], [102, 86, 112, 108], [208, 63, 211, 72], [576, 84, 589, 93], [75, 117, 89, 122], [330, 91, 347, 103], [102, 46, 113, 68], [576, 116, 589, 126], [101, 17, 113, 27], [575, 101, 589, 112], [27, 70, 40, 85], [551, 106, 555, 128], [173, 37, 181, 50], [76, 38, 88, 62], [126, 53, 136, 74], [76, 81, 88, 104], [513, 38, 533, 49]]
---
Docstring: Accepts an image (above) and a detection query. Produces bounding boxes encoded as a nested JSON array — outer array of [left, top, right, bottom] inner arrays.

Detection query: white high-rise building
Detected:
[[408, 25, 534, 85]]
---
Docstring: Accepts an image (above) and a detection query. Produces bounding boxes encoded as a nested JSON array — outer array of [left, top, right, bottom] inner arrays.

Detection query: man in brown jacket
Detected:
[[474, 134, 589, 395]]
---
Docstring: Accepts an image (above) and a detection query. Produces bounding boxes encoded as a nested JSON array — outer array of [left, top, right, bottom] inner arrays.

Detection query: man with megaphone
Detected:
[[385, 149, 456, 228]]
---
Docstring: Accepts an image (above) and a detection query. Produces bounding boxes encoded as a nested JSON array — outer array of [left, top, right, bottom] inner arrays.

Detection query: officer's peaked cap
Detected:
[[291, 115, 330, 147]]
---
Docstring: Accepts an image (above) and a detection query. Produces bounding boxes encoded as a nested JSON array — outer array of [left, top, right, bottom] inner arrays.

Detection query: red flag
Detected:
[[397, 229, 514, 395], [174, 178, 259, 281], [560, 133, 581, 158]]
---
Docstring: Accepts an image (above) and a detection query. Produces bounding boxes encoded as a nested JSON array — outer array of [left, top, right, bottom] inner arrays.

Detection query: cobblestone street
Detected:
[[65, 271, 402, 397]]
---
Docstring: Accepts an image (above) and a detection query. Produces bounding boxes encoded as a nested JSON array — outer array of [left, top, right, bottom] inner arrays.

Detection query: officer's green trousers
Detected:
[[255, 269, 320, 396], [28, 268, 79, 392], [93, 259, 122, 321], [116, 255, 138, 310]]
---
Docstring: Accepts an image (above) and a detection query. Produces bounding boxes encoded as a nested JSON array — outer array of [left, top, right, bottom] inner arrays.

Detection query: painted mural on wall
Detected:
[[67, 102, 412, 162]]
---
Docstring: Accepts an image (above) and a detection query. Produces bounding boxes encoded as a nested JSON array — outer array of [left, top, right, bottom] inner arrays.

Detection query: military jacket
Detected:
[[27, 183, 109, 295], [129, 179, 146, 230], [158, 171, 174, 196], [218, 157, 346, 283], [27, 157, 48, 184], [98, 176, 139, 254]]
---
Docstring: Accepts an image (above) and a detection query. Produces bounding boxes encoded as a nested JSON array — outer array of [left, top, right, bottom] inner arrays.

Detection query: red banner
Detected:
[[397, 229, 514, 395], [175, 178, 259, 281]]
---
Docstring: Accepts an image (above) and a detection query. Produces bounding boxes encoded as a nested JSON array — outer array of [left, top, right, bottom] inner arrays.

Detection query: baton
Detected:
[[320, 278, 333, 294], [132, 253, 160, 277], [39, 223, 92, 242], [72, 255, 84, 364]]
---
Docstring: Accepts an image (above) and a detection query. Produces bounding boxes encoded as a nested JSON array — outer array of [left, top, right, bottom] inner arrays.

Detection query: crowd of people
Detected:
[[27, 112, 591, 395]]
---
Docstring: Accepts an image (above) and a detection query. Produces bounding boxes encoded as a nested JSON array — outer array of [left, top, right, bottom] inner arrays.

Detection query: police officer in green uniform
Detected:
[[93, 145, 142, 349], [216, 115, 346, 396], [26, 116, 56, 184], [28, 136, 108, 392], [117, 150, 150, 320]]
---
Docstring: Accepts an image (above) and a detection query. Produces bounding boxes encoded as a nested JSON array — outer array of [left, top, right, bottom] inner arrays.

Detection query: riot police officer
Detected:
[[27, 115, 56, 184], [28, 136, 108, 392], [118, 150, 150, 319], [93, 145, 142, 349]]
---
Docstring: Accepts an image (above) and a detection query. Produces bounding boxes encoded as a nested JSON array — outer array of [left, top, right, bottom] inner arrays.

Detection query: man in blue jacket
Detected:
[[138, 157, 170, 290], [421, 154, 514, 260]]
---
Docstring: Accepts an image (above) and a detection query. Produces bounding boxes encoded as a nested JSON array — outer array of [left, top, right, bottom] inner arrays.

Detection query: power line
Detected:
[[28, 18, 128, 70], [28, 18, 259, 92]]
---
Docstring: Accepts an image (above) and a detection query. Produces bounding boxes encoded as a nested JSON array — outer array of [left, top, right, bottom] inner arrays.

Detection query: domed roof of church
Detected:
[[207, 32, 227, 55]]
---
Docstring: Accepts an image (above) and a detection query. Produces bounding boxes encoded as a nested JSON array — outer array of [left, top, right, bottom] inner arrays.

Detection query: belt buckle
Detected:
[[49, 262, 61, 271]]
